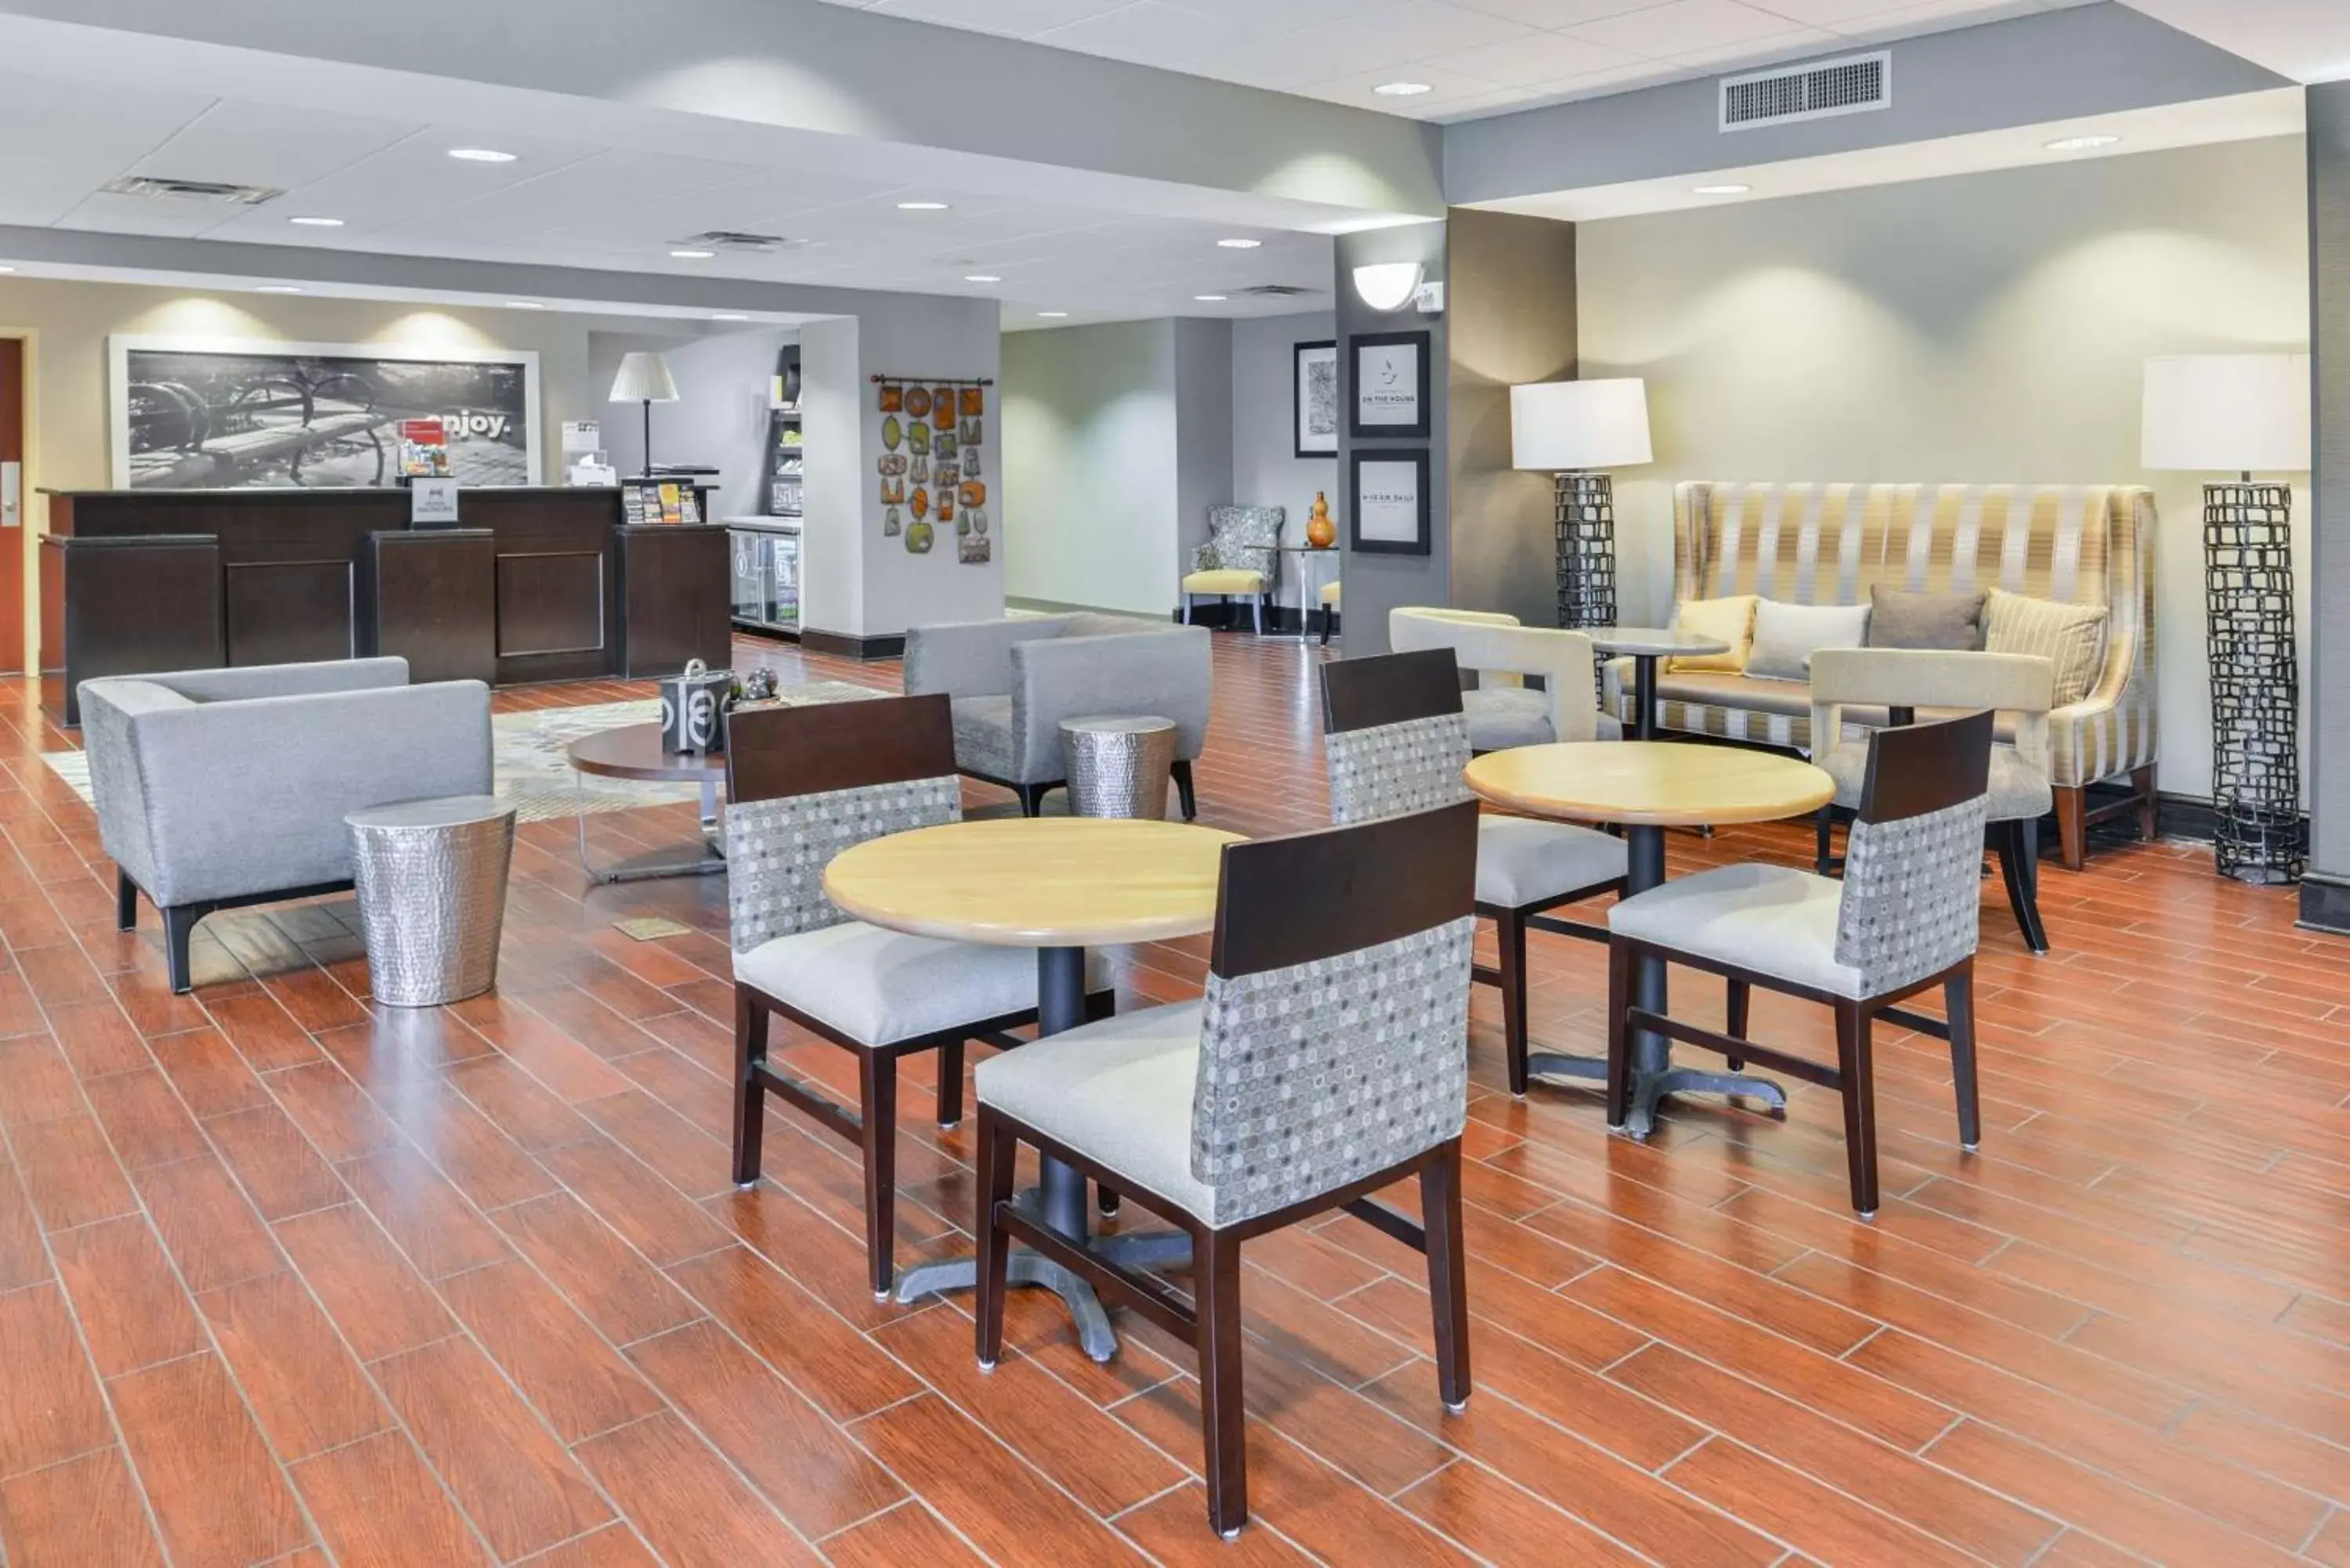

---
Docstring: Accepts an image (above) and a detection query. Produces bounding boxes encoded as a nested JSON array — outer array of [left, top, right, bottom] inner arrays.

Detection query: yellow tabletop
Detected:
[[822, 817, 1243, 948], [1465, 741, 1834, 829]]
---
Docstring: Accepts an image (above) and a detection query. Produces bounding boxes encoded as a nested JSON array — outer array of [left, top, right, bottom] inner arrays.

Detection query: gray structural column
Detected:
[[1334, 220, 1449, 656], [2307, 81, 2350, 933]]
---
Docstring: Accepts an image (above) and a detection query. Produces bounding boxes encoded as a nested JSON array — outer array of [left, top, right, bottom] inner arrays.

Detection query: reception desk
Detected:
[[39, 487, 729, 725]]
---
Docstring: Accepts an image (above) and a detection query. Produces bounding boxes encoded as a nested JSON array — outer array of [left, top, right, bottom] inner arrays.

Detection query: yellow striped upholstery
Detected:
[[1613, 482, 2157, 789]]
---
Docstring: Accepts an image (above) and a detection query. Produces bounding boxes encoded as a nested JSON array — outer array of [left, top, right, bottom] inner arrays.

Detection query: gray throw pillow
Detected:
[[1867, 587, 1985, 652]]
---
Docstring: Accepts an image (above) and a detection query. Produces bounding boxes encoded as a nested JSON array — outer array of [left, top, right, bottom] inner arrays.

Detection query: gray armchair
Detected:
[[80, 657, 494, 992], [902, 613, 1213, 817]]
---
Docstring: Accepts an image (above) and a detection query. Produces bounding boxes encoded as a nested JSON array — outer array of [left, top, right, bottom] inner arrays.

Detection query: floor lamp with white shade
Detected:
[[2142, 352, 2312, 884], [609, 352, 680, 472], [1510, 378, 1652, 630]]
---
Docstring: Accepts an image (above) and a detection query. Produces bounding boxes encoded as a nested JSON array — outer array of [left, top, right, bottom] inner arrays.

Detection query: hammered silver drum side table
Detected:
[[1060, 715, 1178, 820], [346, 795, 517, 1007]]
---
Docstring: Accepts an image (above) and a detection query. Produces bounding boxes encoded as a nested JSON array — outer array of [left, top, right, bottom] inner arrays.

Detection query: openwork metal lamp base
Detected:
[[2204, 480, 2303, 885], [1553, 471, 1618, 630]]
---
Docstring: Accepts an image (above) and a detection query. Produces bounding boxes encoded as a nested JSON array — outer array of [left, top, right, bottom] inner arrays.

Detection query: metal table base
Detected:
[[575, 776, 727, 884], [1520, 822, 1786, 1137]]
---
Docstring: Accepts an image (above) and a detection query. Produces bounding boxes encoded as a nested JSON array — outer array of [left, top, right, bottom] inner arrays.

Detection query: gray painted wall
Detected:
[[1576, 135, 2311, 802], [2308, 84, 2350, 923], [1445, 208, 1577, 628], [1232, 311, 1340, 612], [1336, 221, 1450, 657], [1173, 319, 1236, 589]]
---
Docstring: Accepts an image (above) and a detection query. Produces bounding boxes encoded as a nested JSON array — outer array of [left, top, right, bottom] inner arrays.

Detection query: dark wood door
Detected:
[[0, 337, 23, 674]]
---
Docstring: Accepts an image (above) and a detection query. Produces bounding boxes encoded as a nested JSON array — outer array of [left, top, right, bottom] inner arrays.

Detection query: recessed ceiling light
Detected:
[[964, 273, 1001, 284], [670, 248, 715, 259], [712, 312, 750, 321], [1039, 311, 1069, 318], [288, 216, 345, 227], [255, 284, 302, 294], [504, 301, 545, 309], [446, 147, 518, 163], [0, 266, 15, 274], [1373, 81, 1432, 97], [1692, 183, 1751, 196], [1195, 294, 1227, 302], [2044, 133, 2121, 153], [897, 201, 949, 211], [1217, 238, 1262, 249]]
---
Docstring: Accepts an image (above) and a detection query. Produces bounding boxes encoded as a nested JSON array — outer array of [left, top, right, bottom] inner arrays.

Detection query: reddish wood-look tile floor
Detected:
[[2, 634, 2347, 1566]]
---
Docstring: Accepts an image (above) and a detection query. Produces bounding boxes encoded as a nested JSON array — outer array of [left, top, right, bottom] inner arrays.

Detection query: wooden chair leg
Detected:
[[974, 1109, 1016, 1368], [1724, 979, 1749, 1071], [1604, 938, 1635, 1130], [1995, 820, 2049, 955], [1496, 909, 1530, 1097], [1947, 966, 1980, 1151], [116, 869, 139, 932], [1196, 1228, 1249, 1538], [2131, 764, 2158, 841], [1420, 1142, 1471, 1411], [732, 989, 768, 1187], [859, 1052, 898, 1299], [2052, 787, 2087, 872], [935, 1040, 964, 1129], [1834, 1000, 1879, 1216]]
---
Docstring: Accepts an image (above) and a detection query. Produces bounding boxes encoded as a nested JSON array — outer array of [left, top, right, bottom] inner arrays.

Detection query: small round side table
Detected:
[[346, 795, 516, 1007], [1061, 715, 1177, 819]]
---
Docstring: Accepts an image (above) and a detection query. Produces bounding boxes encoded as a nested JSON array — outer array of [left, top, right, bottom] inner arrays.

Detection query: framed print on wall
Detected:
[[1350, 330, 1430, 440], [1351, 447, 1430, 555], [1293, 339, 1338, 457]]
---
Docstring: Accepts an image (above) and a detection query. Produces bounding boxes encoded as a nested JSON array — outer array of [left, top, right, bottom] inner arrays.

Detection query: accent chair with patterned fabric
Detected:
[[1604, 711, 1994, 1216], [971, 802, 1481, 1538], [1181, 505, 1284, 632], [725, 695, 1110, 1299], [1614, 482, 2157, 869], [1321, 650, 1627, 1097]]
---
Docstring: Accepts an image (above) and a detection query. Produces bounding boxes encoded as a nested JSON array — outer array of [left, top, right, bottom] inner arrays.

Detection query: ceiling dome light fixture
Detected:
[[670, 248, 715, 259], [1350, 260, 1424, 312], [446, 147, 518, 162], [2044, 133, 2121, 153], [896, 200, 949, 211], [288, 215, 345, 226], [1217, 237, 1262, 249], [1373, 81, 1432, 96], [0, 266, 16, 274], [1692, 183, 1751, 196]]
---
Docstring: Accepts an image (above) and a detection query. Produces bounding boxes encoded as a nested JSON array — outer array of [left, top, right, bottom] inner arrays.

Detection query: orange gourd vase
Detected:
[[1304, 490, 1336, 549]]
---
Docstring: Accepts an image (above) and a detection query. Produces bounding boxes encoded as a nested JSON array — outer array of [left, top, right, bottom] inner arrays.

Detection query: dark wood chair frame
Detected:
[[725, 693, 1110, 1299], [119, 873, 354, 995], [1606, 712, 1994, 1216], [974, 801, 1481, 1539], [1810, 704, 2050, 955], [961, 759, 1198, 822], [1321, 649, 1625, 1097]]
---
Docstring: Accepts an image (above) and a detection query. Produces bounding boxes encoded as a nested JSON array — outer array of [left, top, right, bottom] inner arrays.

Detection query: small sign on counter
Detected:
[[410, 477, 461, 526]]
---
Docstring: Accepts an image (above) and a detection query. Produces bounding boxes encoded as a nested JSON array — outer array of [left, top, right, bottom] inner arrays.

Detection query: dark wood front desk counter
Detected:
[[38, 488, 730, 725]]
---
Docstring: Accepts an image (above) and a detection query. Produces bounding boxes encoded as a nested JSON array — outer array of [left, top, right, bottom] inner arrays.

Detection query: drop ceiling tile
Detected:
[[1300, 1, 1538, 75], [0, 72, 212, 226], [1666, 23, 1835, 65], [127, 100, 421, 193], [1750, 0, 1995, 23], [1029, 2, 1263, 66], [1295, 63, 1512, 108], [866, 0, 1130, 35], [1430, 29, 1645, 85], [1448, 0, 1673, 23], [1824, 0, 2043, 39], [1568, 0, 1812, 53], [1167, 0, 1401, 24], [1177, 31, 1361, 87]]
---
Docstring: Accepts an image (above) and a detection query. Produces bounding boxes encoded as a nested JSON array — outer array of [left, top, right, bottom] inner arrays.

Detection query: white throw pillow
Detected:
[[1745, 599, 1871, 683]]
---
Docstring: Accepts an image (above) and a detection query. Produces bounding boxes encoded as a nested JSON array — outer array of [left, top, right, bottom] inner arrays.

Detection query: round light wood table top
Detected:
[[567, 724, 728, 783], [1465, 740, 1834, 829], [823, 817, 1242, 948], [1589, 627, 1730, 660]]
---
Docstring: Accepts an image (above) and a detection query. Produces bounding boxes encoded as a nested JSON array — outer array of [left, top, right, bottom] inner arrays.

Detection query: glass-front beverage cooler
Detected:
[[726, 518, 800, 637]]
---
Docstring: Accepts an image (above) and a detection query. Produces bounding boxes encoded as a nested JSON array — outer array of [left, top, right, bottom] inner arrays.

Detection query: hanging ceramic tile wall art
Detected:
[[960, 479, 985, 510], [960, 532, 989, 564], [936, 490, 955, 524], [960, 416, 982, 446], [879, 381, 903, 414], [935, 430, 958, 464], [884, 506, 902, 537], [960, 386, 984, 418], [907, 517, 935, 552], [910, 455, 929, 482], [882, 415, 902, 450], [907, 421, 930, 456], [904, 385, 931, 418]]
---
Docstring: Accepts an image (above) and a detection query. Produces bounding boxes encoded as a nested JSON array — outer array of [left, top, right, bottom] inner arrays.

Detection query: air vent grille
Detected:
[[1234, 284, 1318, 298], [676, 229, 807, 252], [1719, 51, 1889, 132], [101, 175, 282, 205]]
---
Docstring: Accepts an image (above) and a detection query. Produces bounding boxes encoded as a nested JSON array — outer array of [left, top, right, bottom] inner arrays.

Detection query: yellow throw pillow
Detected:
[[1667, 594, 1758, 673], [1983, 589, 2108, 707]]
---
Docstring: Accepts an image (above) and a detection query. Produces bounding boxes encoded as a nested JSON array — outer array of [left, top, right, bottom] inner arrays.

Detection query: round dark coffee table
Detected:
[[566, 724, 727, 883]]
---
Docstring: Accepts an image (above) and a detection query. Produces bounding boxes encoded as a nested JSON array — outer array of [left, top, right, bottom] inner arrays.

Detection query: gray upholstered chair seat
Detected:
[[1820, 740, 2051, 822], [949, 695, 1019, 782], [1476, 816, 1628, 908], [972, 999, 1216, 1219], [734, 922, 1110, 1046], [1607, 863, 1866, 997]]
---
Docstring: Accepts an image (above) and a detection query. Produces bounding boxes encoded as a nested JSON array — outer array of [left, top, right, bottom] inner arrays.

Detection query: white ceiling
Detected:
[[0, 73, 1335, 327], [813, 0, 2100, 121]]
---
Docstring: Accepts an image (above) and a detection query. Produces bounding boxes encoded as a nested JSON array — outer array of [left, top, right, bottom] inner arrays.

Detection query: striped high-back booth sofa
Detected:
[[1613, 482, 2158, 869]]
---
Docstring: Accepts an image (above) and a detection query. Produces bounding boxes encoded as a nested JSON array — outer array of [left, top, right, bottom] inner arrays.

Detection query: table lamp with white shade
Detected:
[[609, 351, 680, 473], [2142, 352, 2311, 884], [1511, 378, 1652, 629]]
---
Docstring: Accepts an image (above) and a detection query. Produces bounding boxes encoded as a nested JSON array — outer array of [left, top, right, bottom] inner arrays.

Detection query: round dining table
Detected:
[[823, 815, 1240, 1361], [1588, 628, 1731, 741], [1464, 741, 1835, 1136]]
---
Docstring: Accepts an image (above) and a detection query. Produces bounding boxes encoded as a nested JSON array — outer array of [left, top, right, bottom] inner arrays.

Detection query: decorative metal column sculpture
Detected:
[[2143, 353, 2312, 885], [1510, 378, 1650, 631]]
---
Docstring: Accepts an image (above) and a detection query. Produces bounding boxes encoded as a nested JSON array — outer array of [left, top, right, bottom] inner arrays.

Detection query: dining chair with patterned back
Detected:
[[970, 801, 1481, 1538], [1320, 649, 1627, 1097], [1604, 710, 1994, 1213], [725, 695, 1109, 1296]]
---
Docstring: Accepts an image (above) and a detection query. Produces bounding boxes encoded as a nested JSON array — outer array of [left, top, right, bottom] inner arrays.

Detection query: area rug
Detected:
[[40, 681, 884, 824]]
